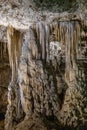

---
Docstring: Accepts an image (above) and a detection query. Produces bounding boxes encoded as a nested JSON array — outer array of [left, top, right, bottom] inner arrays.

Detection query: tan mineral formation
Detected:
[[0, 0, 87, 130]]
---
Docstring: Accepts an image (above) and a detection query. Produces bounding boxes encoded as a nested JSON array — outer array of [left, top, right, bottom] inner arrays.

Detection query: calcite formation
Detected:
[[0, 1, 87, 130], [4, 19, 87, 130]]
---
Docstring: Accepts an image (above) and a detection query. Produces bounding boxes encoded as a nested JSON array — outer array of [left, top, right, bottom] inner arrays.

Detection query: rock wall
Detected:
[[5, 26, 24, 130], [0, 41, 11, 130], [0, 41, 10, 112], [5, 20, 87, 130]]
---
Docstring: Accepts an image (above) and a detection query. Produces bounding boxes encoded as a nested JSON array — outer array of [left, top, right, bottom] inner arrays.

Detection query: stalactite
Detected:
[[7, 25, 23, 81], [63, 21, 80, 84], [5, 25, 23, 130], [28, 26, 38, 60], [27, 21, 80, 84], [5, 19, 84, 130], [45, 24, 50, 62], [39, 23, 46, 60], [74, 21, 81, 77]]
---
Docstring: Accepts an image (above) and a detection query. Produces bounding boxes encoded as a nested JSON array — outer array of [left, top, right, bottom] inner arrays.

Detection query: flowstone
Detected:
[[5, 20, 87, 130]]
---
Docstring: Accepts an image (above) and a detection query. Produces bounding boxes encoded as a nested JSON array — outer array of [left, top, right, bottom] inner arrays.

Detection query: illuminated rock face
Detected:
[[19, 38, 66, 119], [18, 22, 67, 118], [5, 21, 87, 130]]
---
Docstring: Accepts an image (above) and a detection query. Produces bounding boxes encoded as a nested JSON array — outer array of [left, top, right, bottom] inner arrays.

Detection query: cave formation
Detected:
[[0, 17, 87, 130]]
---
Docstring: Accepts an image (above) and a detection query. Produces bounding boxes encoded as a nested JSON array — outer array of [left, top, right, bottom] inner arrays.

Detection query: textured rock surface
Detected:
[[0, 0, 87, 130], [0, 0, 87, 29], [0, 41, 11, 130], [0, 66, 10, 112], [5, 26, 24, 130], [18, 23, 67, 119], [0, 42, 10, 111], [4, 22, 66, 130], [4, 19, 87, 130]]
